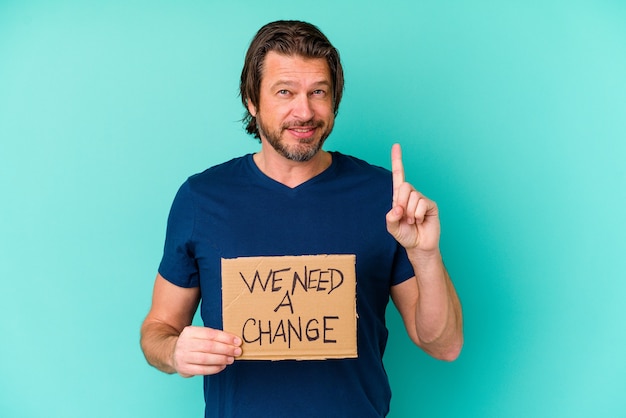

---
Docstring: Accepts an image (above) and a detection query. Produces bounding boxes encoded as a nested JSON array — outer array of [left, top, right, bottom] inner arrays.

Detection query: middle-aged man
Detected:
[[141, 20, 463, 418]]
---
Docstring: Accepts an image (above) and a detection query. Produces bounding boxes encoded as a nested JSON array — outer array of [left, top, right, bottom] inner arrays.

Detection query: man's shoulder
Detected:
[[331, 151, 391, 179], [186, 154, 252, 186]]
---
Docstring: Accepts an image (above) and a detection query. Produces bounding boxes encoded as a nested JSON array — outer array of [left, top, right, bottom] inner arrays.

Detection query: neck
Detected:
[[253, 146, 332, 188]]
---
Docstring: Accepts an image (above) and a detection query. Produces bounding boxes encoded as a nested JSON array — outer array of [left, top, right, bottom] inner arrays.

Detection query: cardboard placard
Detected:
[[222, 254, 357, 360]]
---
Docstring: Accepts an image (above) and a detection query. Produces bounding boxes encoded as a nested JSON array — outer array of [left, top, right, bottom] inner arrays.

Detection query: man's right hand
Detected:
[[173, 326, 242, 377], [141, 275, 243, 377]]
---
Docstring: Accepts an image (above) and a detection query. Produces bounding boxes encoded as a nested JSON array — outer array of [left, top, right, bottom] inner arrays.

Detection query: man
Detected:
[[141, 20, 463, 417]]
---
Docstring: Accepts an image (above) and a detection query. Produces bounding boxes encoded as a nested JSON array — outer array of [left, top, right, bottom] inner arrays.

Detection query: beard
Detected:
[[256, 114, 334, 162]]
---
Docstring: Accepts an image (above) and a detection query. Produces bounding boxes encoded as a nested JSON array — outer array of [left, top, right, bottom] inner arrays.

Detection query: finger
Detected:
[[185, 350, 237, 368], [413, 196, 429, 224], [174, 347, 232, 377], [391, 143, 405, 205], [174, 329, 243, 377], [414, 197, 438, 224], [386, 205, 404, 227], [178, 361, 228, 378], [395, 182, 414, 211], [406, 191, 422, 225], [194, 338, 242, 357], [177, 327, 242, 361], [188, 326, 242, 347]]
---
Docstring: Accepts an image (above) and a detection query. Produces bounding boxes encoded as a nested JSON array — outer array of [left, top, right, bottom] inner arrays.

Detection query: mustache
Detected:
[[281, 119, 325, 129]]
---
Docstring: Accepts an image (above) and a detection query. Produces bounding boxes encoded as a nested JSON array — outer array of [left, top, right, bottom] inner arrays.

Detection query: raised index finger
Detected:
[[391, 143, 405, 205]]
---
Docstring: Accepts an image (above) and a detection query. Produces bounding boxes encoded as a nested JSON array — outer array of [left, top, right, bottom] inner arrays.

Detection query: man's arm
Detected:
[[140, 274, 242, 377], [386, 144, 463, 361], [390, 258, 463, 361]]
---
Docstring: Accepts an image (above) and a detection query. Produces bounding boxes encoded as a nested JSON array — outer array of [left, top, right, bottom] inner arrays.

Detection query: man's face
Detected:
[[248, 51, 335, 162]]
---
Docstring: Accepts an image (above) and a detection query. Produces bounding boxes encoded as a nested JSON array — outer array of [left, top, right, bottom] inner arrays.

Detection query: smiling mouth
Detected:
[[283, 120, 323, 130]]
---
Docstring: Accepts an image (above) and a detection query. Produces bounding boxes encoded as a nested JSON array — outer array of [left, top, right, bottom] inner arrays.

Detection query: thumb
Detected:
[[386, 205, 403, 234]]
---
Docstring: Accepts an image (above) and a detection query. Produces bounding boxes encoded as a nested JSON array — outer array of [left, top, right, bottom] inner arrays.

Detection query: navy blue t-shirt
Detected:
[[159, 152, 415, 418]]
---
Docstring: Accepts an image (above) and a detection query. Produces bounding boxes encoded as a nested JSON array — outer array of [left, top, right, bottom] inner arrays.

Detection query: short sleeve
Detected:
[[390, 243, 415, 286], [158, 181, 199, 288]]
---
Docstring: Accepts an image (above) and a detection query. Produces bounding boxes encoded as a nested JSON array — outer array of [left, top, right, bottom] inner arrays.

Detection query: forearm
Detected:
[[140, 320, 180, 374], [408, 250, 463, 360]]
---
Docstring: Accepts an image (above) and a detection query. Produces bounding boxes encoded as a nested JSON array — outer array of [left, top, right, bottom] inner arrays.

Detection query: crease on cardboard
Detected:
[[222, 286, 247, 313]]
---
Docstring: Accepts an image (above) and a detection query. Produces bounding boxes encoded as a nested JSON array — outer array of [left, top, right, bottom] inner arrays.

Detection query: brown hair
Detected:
[[240, 20, 344, 140]]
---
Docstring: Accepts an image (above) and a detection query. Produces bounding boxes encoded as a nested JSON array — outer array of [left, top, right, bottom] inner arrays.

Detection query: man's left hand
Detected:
[[386, 143, 441, 254]]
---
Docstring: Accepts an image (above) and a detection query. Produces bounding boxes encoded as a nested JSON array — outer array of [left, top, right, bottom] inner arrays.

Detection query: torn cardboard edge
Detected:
[[222, 254, 357, 361]]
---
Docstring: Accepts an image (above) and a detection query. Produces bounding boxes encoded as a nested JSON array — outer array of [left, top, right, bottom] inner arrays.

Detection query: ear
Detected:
[[246, 99, 257, 117]]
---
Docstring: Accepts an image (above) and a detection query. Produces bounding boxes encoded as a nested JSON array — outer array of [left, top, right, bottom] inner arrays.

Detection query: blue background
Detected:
[[1, 1, 625, 417]]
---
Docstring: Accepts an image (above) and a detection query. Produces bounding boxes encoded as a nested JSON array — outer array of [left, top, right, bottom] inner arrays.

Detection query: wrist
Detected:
[[167, 334, 182, 374], [406, 247, 442, 264]]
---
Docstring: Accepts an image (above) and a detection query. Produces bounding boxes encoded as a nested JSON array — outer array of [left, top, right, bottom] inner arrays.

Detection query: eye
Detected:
[[277, 89, 290, 96], [312, 89, 326, 96]]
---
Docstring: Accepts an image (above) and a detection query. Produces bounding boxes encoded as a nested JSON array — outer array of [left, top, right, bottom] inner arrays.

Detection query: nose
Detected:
[[292, 94, 314, 121]]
